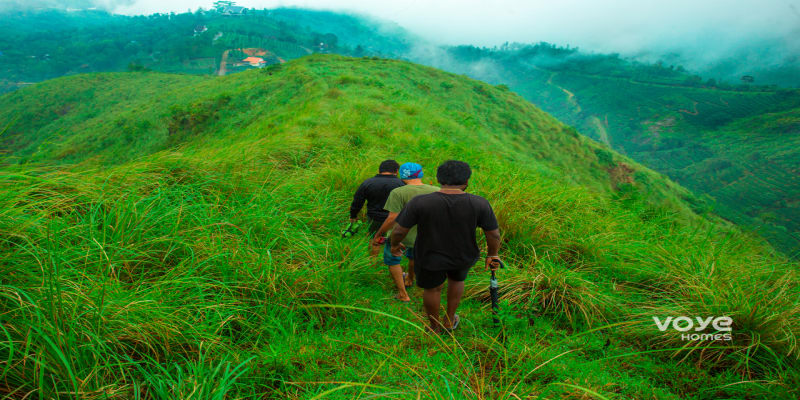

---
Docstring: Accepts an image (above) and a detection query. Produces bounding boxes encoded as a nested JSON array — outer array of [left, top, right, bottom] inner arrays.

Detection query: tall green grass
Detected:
[[1, 55, 798, 399]]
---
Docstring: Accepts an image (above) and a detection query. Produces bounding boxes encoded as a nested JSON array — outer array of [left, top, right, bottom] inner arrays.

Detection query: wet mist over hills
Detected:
[[5, 0, 800, 87]]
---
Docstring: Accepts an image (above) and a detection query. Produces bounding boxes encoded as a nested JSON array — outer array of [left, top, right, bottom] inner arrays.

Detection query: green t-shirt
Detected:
[[384, 184, 439, 247]]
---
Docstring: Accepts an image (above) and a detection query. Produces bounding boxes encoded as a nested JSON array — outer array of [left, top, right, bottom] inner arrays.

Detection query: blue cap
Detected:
[[399, 162, 423, 179]]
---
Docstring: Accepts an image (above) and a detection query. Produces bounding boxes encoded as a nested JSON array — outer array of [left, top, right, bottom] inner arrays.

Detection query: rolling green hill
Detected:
[[434, 44, 800, 256], [1, 55, 798, 399], [534, 67, 800, 256], [3, 9, 798, 257]]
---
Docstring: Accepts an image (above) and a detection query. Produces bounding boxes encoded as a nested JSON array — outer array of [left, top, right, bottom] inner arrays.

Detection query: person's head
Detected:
[[437, 160, 471, 188], [398, 162, 424, 182], [378, 159, 400, 175]]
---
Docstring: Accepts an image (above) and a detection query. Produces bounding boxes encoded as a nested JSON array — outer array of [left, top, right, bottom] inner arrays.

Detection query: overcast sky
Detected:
[[13, 0, 800, 58], [110, 1, 799, 51]]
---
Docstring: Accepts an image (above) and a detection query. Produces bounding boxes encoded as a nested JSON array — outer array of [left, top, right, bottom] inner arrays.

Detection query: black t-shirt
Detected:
[[349, 174, 405, 221], [396, 192, 499, 271]]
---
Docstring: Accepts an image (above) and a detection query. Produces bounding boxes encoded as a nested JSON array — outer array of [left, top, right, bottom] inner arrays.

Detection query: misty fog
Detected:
[[3, 0, 799, 85]]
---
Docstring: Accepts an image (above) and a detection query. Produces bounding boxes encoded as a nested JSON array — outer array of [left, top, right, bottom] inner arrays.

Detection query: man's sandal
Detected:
[[443, 314, 460, 333], [403, 272, 413, 288]]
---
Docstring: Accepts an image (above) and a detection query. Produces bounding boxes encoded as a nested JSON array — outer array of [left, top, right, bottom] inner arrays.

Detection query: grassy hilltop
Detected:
[[1, 55, 799, 399]]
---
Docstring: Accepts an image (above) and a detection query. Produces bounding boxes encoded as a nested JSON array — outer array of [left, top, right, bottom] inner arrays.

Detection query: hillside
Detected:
[[3, 9, 798, 256], [0, 8, 408, 93], [430, 44, 800, 256], [1, 55, 798, 399]]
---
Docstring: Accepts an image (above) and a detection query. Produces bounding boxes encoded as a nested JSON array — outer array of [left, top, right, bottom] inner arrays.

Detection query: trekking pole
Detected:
[[489, 259, 505, 326]]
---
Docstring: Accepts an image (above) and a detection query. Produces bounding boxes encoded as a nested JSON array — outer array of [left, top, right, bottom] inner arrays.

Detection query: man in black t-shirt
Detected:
[[349, 160, 404, 234], [391, 160, 502, 333]]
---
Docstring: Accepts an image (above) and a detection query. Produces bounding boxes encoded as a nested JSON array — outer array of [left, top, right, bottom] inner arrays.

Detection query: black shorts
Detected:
[[415, 264, 471, 289]]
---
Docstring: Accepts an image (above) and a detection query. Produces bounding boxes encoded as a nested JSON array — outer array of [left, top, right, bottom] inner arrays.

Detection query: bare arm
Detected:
[[373, 212, 398, 240], [485, 229, 501, 256], [390, 224, 411, 256], [483, 229, 501, 269]]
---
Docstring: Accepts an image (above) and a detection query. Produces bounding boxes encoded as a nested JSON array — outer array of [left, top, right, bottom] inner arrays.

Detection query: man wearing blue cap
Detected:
[[372, 162, 439, 302]]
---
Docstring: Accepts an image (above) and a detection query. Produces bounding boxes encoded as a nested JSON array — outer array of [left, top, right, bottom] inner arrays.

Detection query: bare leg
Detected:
[[388, 265, 410, 301], [444, 279, 465, 329], [422, 285, 444, 332], [405, 259, 415, 287]]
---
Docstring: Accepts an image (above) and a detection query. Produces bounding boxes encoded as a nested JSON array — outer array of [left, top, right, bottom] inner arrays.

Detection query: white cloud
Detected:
[[111, 0, 800, 52]]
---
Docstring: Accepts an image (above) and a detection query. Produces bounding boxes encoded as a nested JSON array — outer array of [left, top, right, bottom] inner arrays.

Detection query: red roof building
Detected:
[[242, 57, 265, 67]]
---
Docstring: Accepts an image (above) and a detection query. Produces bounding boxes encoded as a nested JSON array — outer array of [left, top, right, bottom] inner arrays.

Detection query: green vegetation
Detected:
[[437, 43, 800, 256], [675, 108, 800, 254], [1, 55, 798, 398], [0, 8, 408, 93], [2, 10, 797, 256]]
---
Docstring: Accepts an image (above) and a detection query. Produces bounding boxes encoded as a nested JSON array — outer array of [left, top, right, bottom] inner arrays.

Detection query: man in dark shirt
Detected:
[[349, 160, 404, 235], [391, 160, 502, 333]]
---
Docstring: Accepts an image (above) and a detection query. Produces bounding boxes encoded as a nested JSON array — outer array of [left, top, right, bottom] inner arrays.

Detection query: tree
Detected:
[[213, 1, 234, 11], [127, 62, 149, 72], [321, 33, 338, 49]]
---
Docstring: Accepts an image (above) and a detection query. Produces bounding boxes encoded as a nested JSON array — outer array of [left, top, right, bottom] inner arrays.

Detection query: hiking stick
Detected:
[[489, 259, 505, 325]]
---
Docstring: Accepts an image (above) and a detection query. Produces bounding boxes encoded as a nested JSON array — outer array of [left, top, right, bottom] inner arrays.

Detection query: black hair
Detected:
[[437, 160, 471, 186], [379, 159, 400, 173]]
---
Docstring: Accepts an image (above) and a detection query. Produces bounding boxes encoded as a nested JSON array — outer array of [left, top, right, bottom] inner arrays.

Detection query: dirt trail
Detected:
[[563, 88, 581, 112], [590, 116, 610, 146], [547, 72, 581, 113], [219, 50, 231, 76], [547, 72, 608, 144], [678, 101, 699, 115]]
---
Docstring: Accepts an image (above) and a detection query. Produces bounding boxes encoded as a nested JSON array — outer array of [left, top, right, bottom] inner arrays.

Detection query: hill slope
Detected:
[[3, 9, 798, 256], [1, 55, 798, 399], [429, 44, 800, 256], [0, 8, 409, 93]]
